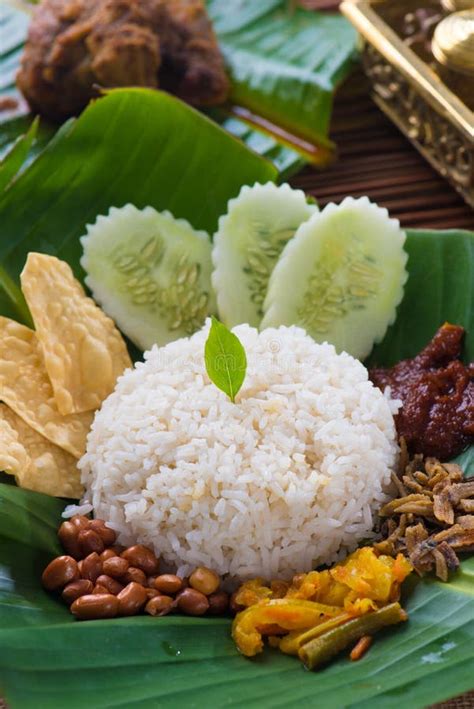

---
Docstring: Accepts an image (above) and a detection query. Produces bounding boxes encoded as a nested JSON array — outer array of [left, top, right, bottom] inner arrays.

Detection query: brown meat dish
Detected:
[[370, 323, 474, 460], [17, 0, 230, 121]]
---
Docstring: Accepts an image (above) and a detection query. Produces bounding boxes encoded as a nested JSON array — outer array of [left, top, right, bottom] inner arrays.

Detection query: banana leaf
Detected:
[[454, 447, 474, 477], [0, 4, 57, 168], [0, 2, 358, 175], [0, 87, 276, 323], [368, 230, 474, 366], [1, 496, 473, 708], [0, 3, 296, 173], [207, 0, 358, 153], [0, 2, 28, 109], [0, 116, 37, 191], [0, 228, 473, 708], [209, 111, 306, 181]]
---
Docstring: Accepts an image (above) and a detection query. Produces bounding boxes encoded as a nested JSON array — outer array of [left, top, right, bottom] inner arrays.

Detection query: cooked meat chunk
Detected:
[[17, 0, 230, 120]]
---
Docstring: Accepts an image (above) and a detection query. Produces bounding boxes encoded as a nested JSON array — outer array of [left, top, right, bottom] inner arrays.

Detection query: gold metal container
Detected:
[[433, 11, 474, 109], [441, 0, 474, 12], [341, 1, 474, 209]]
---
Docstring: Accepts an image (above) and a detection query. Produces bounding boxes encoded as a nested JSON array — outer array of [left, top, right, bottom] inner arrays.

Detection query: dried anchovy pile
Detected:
[[375, 444, 474, 581]]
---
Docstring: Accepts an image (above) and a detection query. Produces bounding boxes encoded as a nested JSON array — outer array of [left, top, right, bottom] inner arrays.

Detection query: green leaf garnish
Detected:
[[205, 317, 247, 402]]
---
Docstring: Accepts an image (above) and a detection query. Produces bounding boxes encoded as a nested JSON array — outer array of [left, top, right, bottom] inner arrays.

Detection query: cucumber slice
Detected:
[[212, 182, 317, 327], [261, 197, 408, 360], [80, 204, 215, 350]]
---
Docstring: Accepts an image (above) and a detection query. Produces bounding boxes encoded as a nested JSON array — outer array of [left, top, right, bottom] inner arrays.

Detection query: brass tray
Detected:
[[341, 0, 474, 208]]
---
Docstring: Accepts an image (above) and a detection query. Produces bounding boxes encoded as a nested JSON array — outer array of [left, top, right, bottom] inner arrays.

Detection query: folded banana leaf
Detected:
[[0, 5, 56, 165], [0, 87, 276, 322], [207, 0, 358, 158]]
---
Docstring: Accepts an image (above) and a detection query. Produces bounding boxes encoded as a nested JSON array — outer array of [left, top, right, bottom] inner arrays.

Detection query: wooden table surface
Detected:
[[294, 0, 473, 232], [291, 75, 473, 231]]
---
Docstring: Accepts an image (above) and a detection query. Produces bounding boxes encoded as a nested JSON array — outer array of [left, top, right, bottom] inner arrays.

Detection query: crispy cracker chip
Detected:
[[21, 253, 131, 415], [0, 404, 83, 498], [0, 414, 29, 479], [0, 317, 93, 458]]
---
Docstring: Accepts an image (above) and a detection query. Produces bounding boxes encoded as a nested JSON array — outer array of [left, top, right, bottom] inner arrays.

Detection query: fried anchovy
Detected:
[[375, 444, 474, 581]]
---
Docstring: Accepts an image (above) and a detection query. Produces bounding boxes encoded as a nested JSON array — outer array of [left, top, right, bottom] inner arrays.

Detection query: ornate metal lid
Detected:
[[432, 10, 474, 76], [441, 0, 474, 12]]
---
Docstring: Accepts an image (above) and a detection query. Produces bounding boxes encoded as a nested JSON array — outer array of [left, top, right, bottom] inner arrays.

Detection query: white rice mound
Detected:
[[80, 323, 400, 581]]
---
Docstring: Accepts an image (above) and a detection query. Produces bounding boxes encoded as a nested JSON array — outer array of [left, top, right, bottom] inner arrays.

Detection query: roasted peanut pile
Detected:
[[42, 515, 230, 620], [375, 449, 474, 581]]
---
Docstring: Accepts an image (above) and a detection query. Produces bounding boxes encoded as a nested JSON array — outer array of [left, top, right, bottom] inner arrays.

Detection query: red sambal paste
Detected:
[[369, 323, 474, 459]]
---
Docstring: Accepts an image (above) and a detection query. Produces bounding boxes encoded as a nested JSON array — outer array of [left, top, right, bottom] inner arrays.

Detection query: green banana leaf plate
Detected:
[[0, 84, 473, 709]]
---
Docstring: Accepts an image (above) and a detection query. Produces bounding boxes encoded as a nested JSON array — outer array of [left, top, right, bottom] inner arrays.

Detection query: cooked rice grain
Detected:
[[80, 323, 399, 580]]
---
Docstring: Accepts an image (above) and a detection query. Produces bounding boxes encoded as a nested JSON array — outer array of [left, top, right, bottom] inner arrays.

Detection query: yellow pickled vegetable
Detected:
[[232, 547, 412, 660], [299, 603, 408, 670], [232, 599, 345, 657], [234, 578, 272, 608], [329, 547, 412, 607], [279, 613, 351, 655]]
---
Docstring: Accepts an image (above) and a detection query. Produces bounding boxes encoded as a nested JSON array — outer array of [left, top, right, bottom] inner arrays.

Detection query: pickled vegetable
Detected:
[[231, 547, 412, 667]]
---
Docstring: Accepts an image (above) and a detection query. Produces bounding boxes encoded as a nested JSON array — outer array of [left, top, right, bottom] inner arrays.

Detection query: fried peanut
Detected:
[[189, 567, 220, 596], [153, 574, 183, 595], [145, 595, 174, 617], [62, 579, 94, 604], [176, 588, 209, 616], [102, 556, 129, 578], [95, 574, 124, 595], [78, 529, 105, 556], [121, 545, 159, 575], [71, 593, 119, 620], [117, 582, 148, 616], [42, 555, 79, 590], [80, 552, 102, 582]]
